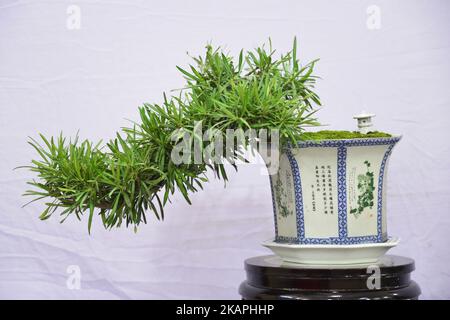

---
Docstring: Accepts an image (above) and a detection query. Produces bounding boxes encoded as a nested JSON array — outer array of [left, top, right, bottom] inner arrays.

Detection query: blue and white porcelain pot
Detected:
[[269, 136, 401, 246]]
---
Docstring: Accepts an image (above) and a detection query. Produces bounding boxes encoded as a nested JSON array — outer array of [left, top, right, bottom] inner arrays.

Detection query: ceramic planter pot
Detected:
[[268, 136, 401, 246]]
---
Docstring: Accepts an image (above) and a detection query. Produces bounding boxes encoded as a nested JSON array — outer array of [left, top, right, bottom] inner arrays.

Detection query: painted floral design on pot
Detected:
[[273, 169, 294, 218], [269, 136, 401, 245], [350, 160, 375, 218]]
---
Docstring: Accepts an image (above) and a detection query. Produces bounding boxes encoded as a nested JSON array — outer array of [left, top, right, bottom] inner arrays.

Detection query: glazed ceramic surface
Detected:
[[262, 237, 400, 265], [270, 136, 401, 245]]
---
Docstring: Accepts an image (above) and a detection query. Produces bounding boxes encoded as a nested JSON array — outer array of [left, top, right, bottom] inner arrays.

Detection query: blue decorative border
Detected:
[[286, 148, 304, 241], [376, 143, 395, 242], [291, 137, 401, 149], [337, 146, 348, 240], [274, 136, 401, 245]]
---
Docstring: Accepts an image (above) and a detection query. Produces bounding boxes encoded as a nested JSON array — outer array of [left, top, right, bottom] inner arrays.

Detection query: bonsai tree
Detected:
[[22, 38, 323, 233]]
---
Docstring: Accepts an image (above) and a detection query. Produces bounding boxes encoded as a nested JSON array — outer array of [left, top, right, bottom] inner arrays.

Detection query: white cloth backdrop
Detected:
[[1, 0, 449, 299]]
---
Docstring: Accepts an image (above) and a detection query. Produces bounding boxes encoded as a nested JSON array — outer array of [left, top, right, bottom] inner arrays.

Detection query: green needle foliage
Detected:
[[179, 38, 320, 142], [22, 38, 321, 232]]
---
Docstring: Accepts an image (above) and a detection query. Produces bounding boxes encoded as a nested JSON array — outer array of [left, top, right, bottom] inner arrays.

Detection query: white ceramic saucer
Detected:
[[262, 237, 400, 265]]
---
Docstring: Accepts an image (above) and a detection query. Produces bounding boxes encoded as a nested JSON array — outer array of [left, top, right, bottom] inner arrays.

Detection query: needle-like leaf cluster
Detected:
[[22, 38, 321, 232]]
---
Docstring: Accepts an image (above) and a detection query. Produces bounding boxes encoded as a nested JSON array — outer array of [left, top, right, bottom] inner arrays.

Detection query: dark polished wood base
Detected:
[[239, 255, 421, 300]]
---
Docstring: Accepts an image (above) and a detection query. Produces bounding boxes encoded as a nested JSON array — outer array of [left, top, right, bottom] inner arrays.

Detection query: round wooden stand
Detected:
[[239, 255, 421, 300]]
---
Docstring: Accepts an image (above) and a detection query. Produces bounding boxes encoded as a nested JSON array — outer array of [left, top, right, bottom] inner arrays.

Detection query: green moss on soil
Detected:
[[300, 130, 392, 141]]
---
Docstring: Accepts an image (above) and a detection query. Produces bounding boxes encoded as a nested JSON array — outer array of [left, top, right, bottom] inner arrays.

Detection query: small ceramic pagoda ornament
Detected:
[[353, 112, 376, 134], [264, 113, 401, 265]]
